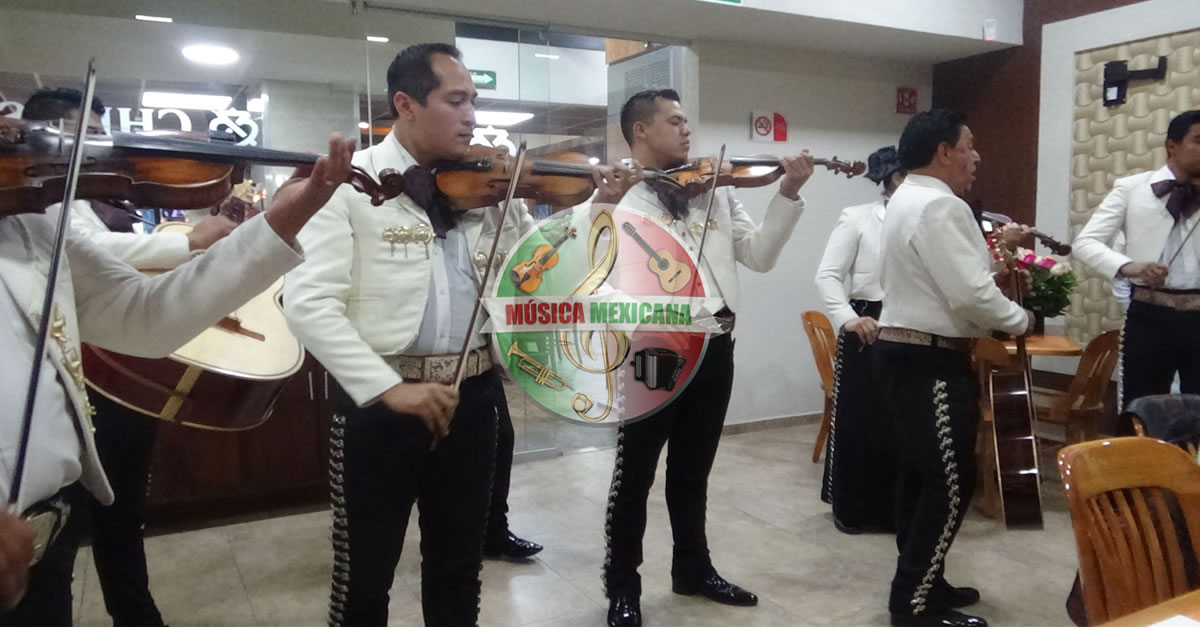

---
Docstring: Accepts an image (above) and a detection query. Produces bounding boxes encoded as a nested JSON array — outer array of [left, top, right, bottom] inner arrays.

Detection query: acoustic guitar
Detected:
[[981, 242, 1044, 529], [621, 221, 692, 293], [83, 198, 304, 431]]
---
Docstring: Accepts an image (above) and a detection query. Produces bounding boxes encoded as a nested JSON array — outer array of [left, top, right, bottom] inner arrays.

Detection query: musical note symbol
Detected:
[[557, 210, 629, 422]]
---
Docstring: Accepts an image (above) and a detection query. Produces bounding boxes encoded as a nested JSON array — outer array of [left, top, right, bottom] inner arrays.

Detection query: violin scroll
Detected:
[[817, 156, 867, 179]]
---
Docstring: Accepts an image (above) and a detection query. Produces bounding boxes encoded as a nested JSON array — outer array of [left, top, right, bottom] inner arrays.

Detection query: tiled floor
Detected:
[[72, 423, 1079, 626]]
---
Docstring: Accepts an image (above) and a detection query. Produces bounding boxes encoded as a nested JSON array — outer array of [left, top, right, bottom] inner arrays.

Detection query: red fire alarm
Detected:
[[896, 87, 917, 114]]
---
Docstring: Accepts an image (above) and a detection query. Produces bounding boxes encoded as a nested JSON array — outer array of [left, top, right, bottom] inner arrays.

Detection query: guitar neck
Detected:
[[622, 223, 667, 265]]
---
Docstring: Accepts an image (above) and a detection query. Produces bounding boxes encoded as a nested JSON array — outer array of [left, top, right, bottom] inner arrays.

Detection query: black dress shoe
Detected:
[[890, 609, 988, 627], [482, 531, 543, 560], [938, 582, 981, 608], [673, 573, 758, 606], [833, 515, 863, 535], [607, 595, 642, 627]]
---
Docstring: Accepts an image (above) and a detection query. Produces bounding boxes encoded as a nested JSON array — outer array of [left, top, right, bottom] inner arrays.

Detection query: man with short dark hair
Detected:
[[876, 108, 1033, 627], [601, 88, 814, 627], [1074, 109, 1200, 416], [283, 42, 640, 626]]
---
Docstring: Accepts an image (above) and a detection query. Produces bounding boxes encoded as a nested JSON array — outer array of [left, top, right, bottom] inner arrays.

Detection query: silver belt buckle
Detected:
[[24, 502, 70, 566]]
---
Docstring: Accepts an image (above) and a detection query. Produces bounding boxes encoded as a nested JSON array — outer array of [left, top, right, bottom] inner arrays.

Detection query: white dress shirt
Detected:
[[1074, 165, 1200, 288], [0, 208, 303, 512], [815, 199, 886, 332], [878, 174, 1028, 339]]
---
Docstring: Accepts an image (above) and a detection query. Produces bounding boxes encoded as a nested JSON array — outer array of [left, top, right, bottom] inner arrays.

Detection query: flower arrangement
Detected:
[[986, 234, 1078, 318]]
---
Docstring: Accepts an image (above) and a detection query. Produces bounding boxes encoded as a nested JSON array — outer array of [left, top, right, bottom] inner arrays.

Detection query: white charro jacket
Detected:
[[282, 133, 535, 406]]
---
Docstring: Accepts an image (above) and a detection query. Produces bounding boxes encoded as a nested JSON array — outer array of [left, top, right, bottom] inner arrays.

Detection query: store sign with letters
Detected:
[[1, 102, 260, 146]]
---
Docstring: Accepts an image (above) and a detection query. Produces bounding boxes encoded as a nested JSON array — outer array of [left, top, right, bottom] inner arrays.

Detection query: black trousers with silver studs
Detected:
[[602, 333, 735, 599], [326, 369, 502, 627], [873, 341, 979, 617]]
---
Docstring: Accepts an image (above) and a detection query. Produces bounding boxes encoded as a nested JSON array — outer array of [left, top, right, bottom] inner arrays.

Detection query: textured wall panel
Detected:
[[1068, 31, 1200, 343]]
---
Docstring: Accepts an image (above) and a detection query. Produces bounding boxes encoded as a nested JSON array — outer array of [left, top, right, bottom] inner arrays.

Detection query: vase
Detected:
[[1033, 313, 1045, 336]]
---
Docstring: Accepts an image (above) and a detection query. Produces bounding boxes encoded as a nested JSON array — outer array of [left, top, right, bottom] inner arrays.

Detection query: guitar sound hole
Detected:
[[658, 260, 669, 270]]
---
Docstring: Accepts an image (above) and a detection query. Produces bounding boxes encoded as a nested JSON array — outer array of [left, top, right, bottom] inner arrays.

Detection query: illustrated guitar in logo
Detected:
[[621, 221, 692, 293]]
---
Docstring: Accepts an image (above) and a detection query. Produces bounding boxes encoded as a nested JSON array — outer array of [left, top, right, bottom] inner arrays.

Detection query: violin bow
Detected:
[[11, 59, 98, 510], [1166, 211, 1200, 268], [453, 141, 529, 389], [693, 144, 727, 266]]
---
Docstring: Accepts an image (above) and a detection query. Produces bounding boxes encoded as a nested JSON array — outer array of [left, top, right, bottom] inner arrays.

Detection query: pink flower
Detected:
[[1037, 257, 1056, 269], [1020, 252, 1038, 266]]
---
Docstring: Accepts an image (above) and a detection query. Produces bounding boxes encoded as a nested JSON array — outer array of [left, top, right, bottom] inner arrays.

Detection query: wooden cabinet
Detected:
[[145, 354, 335, 528]]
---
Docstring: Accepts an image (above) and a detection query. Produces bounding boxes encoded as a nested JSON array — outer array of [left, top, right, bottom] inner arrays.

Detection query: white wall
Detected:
[[744, 0, 1023, 45], [693, 41, 932, 424], [455, 37, 607, 106], [1035, 0, 1200, 374]]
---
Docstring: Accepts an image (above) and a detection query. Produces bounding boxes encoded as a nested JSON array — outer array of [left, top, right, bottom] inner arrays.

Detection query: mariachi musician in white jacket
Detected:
[[23, 86, 239, 626], [1073, 109, 1200, 415], [814, 145, 904, 536], [598, 88, 814, 628], [280, 43, 640, 627], [0, 117, 354, 625]]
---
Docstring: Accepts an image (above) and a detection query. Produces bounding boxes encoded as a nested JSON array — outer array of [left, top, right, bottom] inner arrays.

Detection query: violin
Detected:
[[0, 124, 406, 214], [981, 211, 1072, 256], [511, 226, 577, 293], [643, 155, 867, 201], [435, 145, 598, 209]]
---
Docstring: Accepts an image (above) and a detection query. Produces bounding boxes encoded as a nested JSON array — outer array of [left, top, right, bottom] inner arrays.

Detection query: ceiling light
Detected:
[[247, 97, 266, 113], [588, 157, 600, 165], [367, 35, 389, 43], [135, 14, 173, 23], [142, 91, 232, 110], [474, 111, 534, 127], [534, 53, 560, 60], [357, 121, 370, 129], [181, 44, 239, 66]]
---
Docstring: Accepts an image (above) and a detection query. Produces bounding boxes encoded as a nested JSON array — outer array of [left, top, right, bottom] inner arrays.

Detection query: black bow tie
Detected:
[[1151, 178, 1200, 223], [403, 165, 456, 238], [651, 185, 690, 221]]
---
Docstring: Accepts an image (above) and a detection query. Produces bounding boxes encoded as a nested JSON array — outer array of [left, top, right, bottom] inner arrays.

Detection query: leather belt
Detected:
[[23, 494, 71, 566], [383, 348, 494, 385], [1132, 286, 1200, 311], [878, 327, 973, 353]]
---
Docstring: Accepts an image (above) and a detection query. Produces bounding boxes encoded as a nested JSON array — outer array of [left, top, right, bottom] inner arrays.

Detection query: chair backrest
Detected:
[[1052, 329, 1121, 417], [801, 311, 837, 397], [1057, 437, 1200, 624]]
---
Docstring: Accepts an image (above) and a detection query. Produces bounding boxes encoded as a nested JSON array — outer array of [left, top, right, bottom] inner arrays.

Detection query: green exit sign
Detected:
[[470, 70, 497, 89]]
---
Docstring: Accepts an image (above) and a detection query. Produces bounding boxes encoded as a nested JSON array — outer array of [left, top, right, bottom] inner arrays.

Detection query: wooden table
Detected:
[[1102, 588, 1200, 626], [1002, 334, 1082, 357]]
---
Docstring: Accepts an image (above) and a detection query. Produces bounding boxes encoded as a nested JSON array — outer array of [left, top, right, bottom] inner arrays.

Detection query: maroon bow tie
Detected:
[[1151, 178, 1200, 223]]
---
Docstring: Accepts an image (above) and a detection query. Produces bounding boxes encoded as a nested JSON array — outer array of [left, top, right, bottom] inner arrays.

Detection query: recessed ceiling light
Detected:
[[135, 14, 173, 23], [534, 53, 560, 60], [142, 91, 233, 110], [181, 44, 239, 66], [357, 121, 370, 129], [247, 97, 266, 113], [475, 111, 534, 127], [366, 35, 389, 43], [588, 157, 600, 165]]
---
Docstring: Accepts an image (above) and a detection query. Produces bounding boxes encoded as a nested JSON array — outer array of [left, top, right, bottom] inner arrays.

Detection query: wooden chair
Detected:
[[1057, 437, 1200, 624], [1032, 329, 1120, 444], [802, 311, 837, 462]]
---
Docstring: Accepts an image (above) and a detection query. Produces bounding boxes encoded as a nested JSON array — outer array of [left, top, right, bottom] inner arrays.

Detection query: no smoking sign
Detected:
[[750, 111, 787, 143]]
